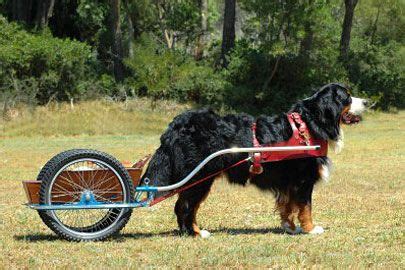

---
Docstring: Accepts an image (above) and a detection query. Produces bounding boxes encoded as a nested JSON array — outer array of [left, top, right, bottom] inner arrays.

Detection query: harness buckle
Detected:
[[249, 153, 263, 175], [300, 131, 311, 146]]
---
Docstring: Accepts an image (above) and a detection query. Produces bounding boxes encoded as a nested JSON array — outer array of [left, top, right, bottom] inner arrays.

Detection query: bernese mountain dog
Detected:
[[142, 83, 367, 238]]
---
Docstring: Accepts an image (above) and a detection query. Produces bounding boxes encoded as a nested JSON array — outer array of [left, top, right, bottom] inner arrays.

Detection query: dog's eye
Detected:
[[336, 90, 347, 102]]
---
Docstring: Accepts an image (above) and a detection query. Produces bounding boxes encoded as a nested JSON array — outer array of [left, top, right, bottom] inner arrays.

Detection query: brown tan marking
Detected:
[[340, 105, 351, 124], [297, 203, 314, 232], [277, 199, 297, 231], [192, 188, 211, 236]]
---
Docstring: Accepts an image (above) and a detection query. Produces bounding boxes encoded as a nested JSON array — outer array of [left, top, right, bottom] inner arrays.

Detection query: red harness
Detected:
[[249, 112, 328, 174]]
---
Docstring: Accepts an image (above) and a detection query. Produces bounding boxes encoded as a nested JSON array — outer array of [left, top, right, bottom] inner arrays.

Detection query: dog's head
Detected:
[[294, 83, 368, 151], [314, 82, 367, 124]]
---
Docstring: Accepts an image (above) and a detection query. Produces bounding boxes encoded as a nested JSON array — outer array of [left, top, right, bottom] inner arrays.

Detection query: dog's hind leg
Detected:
[[174, 179, 214, 238], [277, 196, 301, 235]]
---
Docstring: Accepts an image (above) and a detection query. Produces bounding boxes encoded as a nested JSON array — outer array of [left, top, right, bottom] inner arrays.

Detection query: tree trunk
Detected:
[[156, 1, 175, 49], [110, 0, 125, 82], [164, 29, 175, 49], [126, 14, 134, 58], [299, 0, 314, 58], [10, 0, 33, 24], [370, 4, 381, 45], [299, 21, 314, 57], [35, 0, 55, 28], [340, 0, 358, 61], [122, 0, 134, 58], [220, 0, 236, 67], [194, 0, 208, 61]]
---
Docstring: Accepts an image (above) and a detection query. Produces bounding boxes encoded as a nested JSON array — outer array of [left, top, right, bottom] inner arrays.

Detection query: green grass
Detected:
[[0, 103, 404, 268]]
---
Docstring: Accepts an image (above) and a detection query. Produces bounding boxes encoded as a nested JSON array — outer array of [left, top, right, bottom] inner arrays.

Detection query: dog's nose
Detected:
[[362, 99, 369, 106]]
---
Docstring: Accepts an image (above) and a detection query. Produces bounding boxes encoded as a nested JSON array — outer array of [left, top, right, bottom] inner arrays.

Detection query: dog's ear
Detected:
[[308, 103, 341, 141], [296, 98, 341, 141]]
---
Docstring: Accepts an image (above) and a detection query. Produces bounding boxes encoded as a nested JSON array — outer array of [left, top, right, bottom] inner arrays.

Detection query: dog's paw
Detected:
[[308, 225, 324, 234], [199, 230, 211, 238], [282, 223, 302, 235], [286, 226, 303, 235]]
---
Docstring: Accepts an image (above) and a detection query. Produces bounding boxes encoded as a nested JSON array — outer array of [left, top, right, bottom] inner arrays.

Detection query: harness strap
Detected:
[[289, 112, 311, 145], [249, 112, 313, 175], [287, 113, 300, 139], [251, 123, 260, 147], [249, 123, 263, 174]]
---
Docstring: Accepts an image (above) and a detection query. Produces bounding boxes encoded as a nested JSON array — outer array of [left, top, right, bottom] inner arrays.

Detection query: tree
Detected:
[[155, 0, 199, 50], [8, 0, 54, 28], [194, 0, 208, 60], [10, 0, 32, 23], [122, 0, 135, 58], [299, 0, 314, 58], [340, 0, 359, 61], [220, 0, 236, 67], [35, 0, 55, 28], [110, 0, 125, 82]]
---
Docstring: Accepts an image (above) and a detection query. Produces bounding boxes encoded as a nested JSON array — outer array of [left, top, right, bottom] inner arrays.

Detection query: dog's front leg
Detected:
[[297, 203, 324, 234]]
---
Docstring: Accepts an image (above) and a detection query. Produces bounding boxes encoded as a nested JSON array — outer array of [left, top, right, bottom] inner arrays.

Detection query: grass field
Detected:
[[0, 102, 404, 268]]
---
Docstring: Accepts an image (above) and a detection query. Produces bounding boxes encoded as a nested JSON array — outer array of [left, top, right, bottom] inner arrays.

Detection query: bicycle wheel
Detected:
[[37, 149, 134, 241]]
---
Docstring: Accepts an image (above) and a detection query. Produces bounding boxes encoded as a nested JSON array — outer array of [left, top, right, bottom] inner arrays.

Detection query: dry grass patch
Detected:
[[1, 99, 190, 137]]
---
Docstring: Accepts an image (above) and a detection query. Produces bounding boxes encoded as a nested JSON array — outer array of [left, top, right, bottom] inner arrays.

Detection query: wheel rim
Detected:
[[46, 158, 128, 239]]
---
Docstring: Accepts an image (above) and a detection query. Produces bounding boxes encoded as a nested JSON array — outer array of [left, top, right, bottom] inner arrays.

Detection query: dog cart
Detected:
[[23, 144, 322, 241]]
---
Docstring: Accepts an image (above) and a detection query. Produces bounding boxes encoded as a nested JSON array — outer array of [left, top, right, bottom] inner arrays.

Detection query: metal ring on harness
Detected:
[[249, 122, 264, 175], [249, 152, 263, 174]]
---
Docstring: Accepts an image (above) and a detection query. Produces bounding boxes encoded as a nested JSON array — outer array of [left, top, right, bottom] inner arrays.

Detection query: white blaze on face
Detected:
[[349, 97, 367, 115]]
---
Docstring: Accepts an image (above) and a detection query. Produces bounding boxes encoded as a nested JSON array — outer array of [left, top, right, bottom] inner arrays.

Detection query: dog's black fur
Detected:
[[142, 83, 354, 236]]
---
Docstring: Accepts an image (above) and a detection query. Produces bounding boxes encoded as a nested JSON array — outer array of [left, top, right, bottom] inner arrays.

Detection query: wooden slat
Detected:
[[127, 168, 142, 187], [23, 167, 143, 204], [23, 181, 41, 204]]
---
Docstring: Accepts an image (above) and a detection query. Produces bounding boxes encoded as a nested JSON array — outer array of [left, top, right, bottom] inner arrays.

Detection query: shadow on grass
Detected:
[[212, 227, 285, 235], [14, 234, 61, 242], [15, 227, 285, 242]]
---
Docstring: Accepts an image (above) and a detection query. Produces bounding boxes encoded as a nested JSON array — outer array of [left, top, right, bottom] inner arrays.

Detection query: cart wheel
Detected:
[[37, 149, 134, 241]]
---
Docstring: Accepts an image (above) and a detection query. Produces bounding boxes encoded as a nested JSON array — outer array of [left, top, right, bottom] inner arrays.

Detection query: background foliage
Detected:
[[0, 17, 97, 105], [0, 0, 403, 114]]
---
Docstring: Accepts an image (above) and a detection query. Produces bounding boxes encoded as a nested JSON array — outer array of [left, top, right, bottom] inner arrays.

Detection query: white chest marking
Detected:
[[320, 164, 331, 182], [329, 128, 344, 154]]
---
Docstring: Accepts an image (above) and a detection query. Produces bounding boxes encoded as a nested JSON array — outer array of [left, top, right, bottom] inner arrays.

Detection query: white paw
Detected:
[[282, 223, 303, 235], [308, 225, 324, 234], [199, 230, 211, 238]]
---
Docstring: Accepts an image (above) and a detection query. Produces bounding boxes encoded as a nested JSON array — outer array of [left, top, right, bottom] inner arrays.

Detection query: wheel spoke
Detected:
[[93, 174, 117, 191], [55, 174, 85, 192], [66, 169, 88, 190], [52, 183, 81, 201]]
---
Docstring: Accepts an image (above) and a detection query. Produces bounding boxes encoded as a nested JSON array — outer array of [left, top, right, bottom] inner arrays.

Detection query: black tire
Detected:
[[37, 149, 134, 241]]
